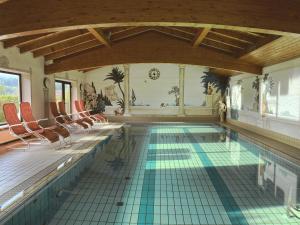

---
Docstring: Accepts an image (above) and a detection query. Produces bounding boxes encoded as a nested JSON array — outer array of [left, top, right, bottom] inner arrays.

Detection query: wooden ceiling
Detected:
[[1, 1, 300, 76]]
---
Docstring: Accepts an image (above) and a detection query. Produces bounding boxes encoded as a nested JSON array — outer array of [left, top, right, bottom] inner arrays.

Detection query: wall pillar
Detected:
[[123, 64, 130, 115], [178, 64, 185, 116]]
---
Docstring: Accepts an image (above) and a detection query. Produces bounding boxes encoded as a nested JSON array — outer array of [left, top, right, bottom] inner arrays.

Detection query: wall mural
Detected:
[[201, 71, 230, 99], [83, 82, 112, 114], [252, 76, 260, 112], [262, 73, 275, 114], [131, 89, 136, 106], [229, 80, 242, 120], [104, 67, 125, 113], [84, 66, 231, 114], [168, 86, 180, 106]]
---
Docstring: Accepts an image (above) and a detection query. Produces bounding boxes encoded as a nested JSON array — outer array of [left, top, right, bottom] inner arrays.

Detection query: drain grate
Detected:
[[125, 176, 130, 180], [116, 202, 124, 206]]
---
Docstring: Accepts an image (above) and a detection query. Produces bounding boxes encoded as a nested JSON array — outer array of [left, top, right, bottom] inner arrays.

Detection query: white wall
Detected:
[[84, 63, 218, 116], [0, 42, 85, 120], [184, 65, 207, 106], [0, 42, 45, 119], [227, 57, 300, 140], [130, 63, 179, 107]]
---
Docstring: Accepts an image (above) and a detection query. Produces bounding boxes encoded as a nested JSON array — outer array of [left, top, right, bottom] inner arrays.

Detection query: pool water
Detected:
[[47, 124, 300, 225]]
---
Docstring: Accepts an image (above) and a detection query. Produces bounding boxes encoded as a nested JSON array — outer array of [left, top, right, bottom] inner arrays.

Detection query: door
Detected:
[[55, 80, 72, 113]]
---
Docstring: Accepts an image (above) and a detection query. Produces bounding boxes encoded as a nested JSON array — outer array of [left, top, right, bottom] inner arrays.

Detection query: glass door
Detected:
[[55, 80, 72, 113]]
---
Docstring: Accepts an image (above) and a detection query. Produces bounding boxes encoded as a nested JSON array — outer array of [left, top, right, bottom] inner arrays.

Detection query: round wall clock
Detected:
[[148, 68, 160, 80]]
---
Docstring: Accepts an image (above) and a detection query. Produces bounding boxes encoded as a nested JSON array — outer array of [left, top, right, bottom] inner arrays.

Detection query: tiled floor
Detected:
[[0, 123, 123, 211], [47, 124, 300, 225]]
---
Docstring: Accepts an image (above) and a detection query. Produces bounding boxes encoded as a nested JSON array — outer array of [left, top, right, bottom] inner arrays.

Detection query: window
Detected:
[[230, 83, 242, 110], [262, 67, 300, 121], [55, 80, 72, 114], [0, 71, 22, 124]]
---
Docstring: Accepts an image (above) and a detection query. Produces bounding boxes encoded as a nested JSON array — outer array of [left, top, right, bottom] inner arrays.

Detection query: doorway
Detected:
[[55, 80, 72, 114]]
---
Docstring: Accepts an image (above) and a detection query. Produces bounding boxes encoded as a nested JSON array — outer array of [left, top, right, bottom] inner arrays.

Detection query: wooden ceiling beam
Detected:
[[1, 0, 299, 40], [45, 31, 261, 75], [87, 28, 111, 47], [209, 68, 240, 76], [193, 28, 210, 47], [168, 27, 197, 36], [47, 28, 151, 61], [32, 33, 94, 57], [201, 39, 238, 55], [19, 30, 88, 53], [205, 32, 249, 49], [153, 27, 194, 42], [237, 35, 281, 58], [210, 29, 259, 44], [106, 27, 136, 35], [2, 33, 52, 48], [45, 39, 102, 61], [111, 27, 151, 42]]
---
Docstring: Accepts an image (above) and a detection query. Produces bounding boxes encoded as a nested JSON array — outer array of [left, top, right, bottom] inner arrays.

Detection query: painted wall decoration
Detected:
[[168, 86, 180, 106], [229, 80, 242, 120], [184, 65, 207, 106], [84, 64, 221, 113], [83, 82, 112, 114], [201, 71, 230, 99], [252, 76, 260, 112], [104, 84, 119, 101], [148, 68, 160, 80], [262, 73, 275, 115], [131, 89, 136, 106], [103, 67, 126, 113], [240, 76, 259, 112], [129, 63, 179, 107]]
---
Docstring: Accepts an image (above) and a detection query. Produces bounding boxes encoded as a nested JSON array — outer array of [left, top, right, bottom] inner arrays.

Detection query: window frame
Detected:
[[0, 70, 22, 126], [55, 79, 72, 113]]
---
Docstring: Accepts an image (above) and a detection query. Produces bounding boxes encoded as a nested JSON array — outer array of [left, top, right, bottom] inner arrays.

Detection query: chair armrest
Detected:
[[9, 123, 25, 128], [55, 115, 65, 118], [37, 118, 48, 122]]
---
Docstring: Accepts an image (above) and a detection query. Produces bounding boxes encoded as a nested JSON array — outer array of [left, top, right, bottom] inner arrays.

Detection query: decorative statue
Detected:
[[207, 85, 213, 95], [114, 107, 123, 116], [218, 100, 227, 123]]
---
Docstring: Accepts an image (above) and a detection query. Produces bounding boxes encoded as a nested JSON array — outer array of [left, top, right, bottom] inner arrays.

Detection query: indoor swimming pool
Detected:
[[3, 124, 300, 225]]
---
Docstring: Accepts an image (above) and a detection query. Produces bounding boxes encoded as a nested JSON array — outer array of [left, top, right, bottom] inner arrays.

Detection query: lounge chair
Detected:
[[74, 100, 94, 126], [57, 101, 89, 129], [50, 102, 70, 129], [3, 103, 60, 149], [79, 100, 108, 123], [20, 102, 71, 145]]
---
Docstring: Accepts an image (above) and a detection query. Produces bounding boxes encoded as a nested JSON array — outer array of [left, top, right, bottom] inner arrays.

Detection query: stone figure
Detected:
[[207, 85, 213, 95], [218, 100, 227, 123]]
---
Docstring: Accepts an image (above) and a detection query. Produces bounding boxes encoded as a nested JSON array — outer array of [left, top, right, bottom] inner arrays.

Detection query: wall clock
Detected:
[[148, 68, 160, 80]]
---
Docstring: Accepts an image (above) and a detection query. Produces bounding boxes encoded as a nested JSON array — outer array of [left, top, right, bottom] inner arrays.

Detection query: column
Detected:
[[178, 64, 185, 116], [123, 64, 130, 115]]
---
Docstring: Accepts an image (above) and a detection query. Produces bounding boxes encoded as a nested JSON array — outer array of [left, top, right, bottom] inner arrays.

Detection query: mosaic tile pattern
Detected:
[[44, 124, 300, 225]]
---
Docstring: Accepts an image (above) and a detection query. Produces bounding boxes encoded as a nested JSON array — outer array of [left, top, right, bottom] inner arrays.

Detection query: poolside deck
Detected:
[[0, 123, 123, 217]]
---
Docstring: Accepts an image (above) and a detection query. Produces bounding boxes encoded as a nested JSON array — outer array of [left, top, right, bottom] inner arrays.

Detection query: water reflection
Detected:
[[105, 126, 137, 171], [258, 154, 300, 217]]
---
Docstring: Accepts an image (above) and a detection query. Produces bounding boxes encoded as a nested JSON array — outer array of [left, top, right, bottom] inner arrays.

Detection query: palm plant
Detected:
[[168, 86, 180, 106], [201, 71, 230, 97], [131, 89, 136, 106], [252, 76, 260, 111], [117, 98, 125, 113], [104, 67, 125, 99]]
